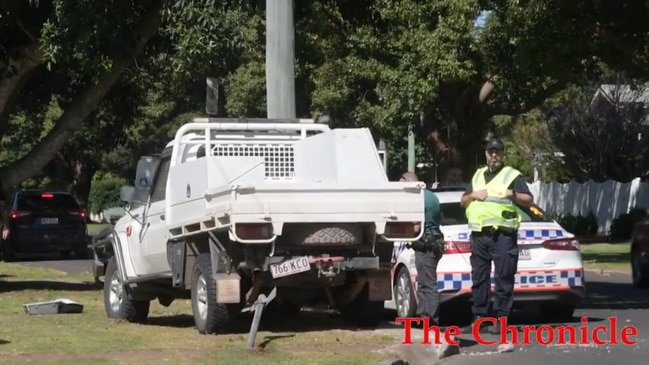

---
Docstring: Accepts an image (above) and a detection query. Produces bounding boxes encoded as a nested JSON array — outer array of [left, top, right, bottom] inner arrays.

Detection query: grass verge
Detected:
[[0, 262, 400, 364], [87, 223, 113, 235], [580, 243, 631, 272]]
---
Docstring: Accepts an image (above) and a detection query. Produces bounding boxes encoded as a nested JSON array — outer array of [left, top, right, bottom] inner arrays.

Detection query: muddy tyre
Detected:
[[103, 257, 150, 323], [191, 253, 241, 334], [288, 224, 363, 245]]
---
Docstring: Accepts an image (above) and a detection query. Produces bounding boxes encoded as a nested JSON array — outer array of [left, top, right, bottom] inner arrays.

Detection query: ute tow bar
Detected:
[[242, 287, 277, 349]]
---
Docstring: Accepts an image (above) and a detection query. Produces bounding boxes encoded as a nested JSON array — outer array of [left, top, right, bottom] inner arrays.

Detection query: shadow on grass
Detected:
[[0, 280, 99, 293], [0, 339, 10, 345], [258, 334, 296, 349], [146, 308, 403, 335]]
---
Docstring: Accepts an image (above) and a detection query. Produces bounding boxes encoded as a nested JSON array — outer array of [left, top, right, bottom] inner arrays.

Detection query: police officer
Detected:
[[400, 171, 445, 325], [460, 138, 534, 334]]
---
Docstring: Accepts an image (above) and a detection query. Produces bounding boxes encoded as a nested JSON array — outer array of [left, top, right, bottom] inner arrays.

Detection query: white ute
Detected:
[[93, 117, 425, 334]]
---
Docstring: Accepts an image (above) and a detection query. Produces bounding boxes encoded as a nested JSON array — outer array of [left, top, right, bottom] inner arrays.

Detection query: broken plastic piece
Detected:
[[497, 343, 514, 353], [23, 298, 84, 315]]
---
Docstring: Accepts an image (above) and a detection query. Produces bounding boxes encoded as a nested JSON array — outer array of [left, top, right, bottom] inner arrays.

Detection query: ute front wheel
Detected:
[[191, 253, 240, 334], [103, 257, 150, 323]]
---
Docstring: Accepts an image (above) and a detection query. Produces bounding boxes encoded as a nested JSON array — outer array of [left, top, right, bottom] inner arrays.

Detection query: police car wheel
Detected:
[[394, 267, 416, 318]]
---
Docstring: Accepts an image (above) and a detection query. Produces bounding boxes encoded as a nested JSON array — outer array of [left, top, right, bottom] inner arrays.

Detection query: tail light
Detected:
[[10, 211, 30, 219], [542, 238, 580, 251], [234, 223, 274, 240], [69, 210, 88, 219], [384, 222, 419, 239], [41, 193, 54, 198], [444, 240, 472, 254]]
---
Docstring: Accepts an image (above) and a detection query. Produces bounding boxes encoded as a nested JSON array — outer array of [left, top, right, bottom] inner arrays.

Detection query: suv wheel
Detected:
[[190, 253, 241, 334], [103, 257, 150, 323]]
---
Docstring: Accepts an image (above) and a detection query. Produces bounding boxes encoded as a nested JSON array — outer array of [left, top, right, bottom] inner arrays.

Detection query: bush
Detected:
[[88, 172, 127, 214], [608, 207, 648, 241], [552, 212, 599, 237]]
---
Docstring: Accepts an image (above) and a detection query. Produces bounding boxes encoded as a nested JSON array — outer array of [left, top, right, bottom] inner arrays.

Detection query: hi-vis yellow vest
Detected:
[[466, 166, 522, 232]]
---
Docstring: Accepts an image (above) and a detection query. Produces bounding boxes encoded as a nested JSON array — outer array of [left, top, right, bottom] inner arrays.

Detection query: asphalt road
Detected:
[[379, 270, 648, 365], [17, 258, 94, 275], [13, 257, 649, 364]]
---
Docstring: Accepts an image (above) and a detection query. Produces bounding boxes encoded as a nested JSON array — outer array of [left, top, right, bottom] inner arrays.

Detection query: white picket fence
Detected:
[[527, 177, 649, 234]]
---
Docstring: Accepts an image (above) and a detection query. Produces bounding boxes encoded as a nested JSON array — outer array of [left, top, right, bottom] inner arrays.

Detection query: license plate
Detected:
[[519, 248, 531, 260], [41, 218, 59, 224], [270, 257, 311, 278]]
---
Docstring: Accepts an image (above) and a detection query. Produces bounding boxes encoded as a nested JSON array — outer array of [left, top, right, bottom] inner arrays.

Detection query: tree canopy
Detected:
[[0, 0, 647, 207]]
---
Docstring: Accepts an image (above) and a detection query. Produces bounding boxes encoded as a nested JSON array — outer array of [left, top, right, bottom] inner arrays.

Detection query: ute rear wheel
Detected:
[[190, 253, 241, 334], [103, 257, 150, 323]]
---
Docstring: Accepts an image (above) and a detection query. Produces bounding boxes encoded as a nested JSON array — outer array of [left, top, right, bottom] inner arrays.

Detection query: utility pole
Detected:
[[408, 126, 415, 172], [266, 0, 296, 119]]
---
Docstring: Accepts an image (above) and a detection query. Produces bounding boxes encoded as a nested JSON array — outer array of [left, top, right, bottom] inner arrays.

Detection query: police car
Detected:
[[384, 187, 586, 324]]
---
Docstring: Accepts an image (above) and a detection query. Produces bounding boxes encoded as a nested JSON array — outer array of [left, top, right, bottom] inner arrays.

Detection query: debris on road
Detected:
[[497, 343, 515, 353], [23, 298, 84, 315]]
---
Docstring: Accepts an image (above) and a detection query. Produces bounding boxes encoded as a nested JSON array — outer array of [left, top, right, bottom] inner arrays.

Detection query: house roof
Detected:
[[591, 84, 649, 105]]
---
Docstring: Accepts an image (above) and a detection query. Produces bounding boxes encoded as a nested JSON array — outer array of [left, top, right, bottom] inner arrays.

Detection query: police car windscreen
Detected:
[[440, 202, 553, 226]]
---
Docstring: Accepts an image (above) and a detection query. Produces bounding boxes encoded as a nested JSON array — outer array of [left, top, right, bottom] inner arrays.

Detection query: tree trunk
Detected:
[[44, 154, 96, 209], [0, 0, 163, 189], [428, 84, 492, 179], [431, 76, 566, 180], [70, 162, 96, 210], [0, 43, 42, 141]]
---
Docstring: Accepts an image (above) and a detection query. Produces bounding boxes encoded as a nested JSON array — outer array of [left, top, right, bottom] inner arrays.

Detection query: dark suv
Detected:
[[1, 190, 88, 261]]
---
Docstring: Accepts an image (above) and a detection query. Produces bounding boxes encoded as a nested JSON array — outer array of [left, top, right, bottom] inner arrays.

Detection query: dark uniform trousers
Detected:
[[470, 226, 518, 319], [411, 236, 444, 324]]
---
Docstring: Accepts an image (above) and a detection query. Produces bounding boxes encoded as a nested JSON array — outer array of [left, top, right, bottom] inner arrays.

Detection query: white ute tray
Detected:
[[163, 121, 425, 241]]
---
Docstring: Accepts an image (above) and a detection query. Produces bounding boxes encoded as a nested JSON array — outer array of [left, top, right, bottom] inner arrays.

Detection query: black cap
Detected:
[[485, 138, 504, 151]]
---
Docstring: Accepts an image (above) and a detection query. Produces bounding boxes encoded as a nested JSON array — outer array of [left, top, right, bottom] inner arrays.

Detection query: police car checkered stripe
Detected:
[[391, 242, 408, 263], [519, 229, 565, 240], [436, 269, 582, 291], [451, 229, 566, 241]]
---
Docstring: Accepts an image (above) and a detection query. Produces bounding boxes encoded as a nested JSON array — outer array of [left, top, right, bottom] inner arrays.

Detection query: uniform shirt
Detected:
[[464, 166, 533, 198], [424, 189, 443, 238]]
